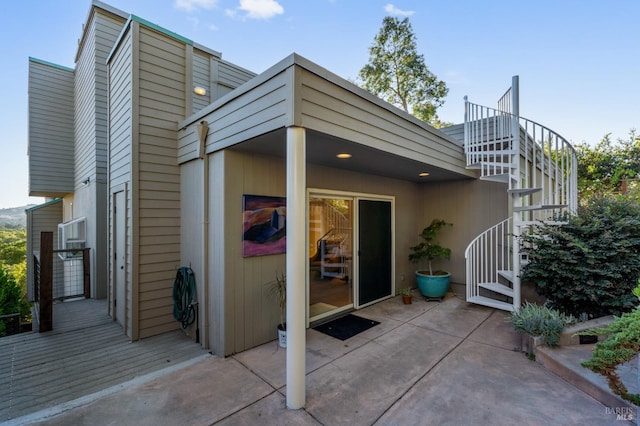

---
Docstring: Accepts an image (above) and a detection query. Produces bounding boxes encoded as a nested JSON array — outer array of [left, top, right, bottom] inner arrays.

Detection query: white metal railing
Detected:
[[464, 78, 577, 311], [464, 100, 578, 216], [465, 218, 512, 302]]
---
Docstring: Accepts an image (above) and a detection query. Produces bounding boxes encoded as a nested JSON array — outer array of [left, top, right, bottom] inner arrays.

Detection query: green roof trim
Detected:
[[130, 15, 193, 45], [28, 57, 74, 73], [26, 198, 63, 212]]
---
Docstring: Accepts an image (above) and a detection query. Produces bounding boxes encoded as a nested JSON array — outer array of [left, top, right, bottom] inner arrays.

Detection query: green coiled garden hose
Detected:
[[172, 267, 197, 332]]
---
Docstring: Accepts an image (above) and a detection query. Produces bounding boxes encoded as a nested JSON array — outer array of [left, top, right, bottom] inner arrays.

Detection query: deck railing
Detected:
[[33, 231, 91, 332]]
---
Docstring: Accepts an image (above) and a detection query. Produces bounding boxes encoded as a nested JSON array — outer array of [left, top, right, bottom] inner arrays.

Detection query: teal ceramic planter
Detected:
[[415, 270, 450, 298]]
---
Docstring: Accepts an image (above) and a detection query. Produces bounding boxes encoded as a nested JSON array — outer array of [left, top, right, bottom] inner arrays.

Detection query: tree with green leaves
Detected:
[[358, 17, 448, 126], [575, 129, 640, 202], [0, 265, 30, 336]]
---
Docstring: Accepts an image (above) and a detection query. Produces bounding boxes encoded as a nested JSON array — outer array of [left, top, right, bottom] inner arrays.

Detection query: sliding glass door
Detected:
[[308, 191, 394, 322], [308, 196, 353, 320]]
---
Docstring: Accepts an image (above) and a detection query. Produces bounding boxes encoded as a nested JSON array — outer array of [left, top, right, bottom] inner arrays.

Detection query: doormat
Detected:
[[313, 314, 380, 341]]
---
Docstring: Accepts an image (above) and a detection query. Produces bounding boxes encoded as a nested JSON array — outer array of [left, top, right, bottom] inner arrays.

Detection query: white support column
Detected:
[[286, 126, 306, 409]]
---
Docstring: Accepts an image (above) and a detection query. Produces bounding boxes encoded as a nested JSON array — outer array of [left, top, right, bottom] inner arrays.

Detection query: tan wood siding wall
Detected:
[[136, 26, 186, 339], [192, 51, 211, 113], [421, 179, 508, 285], [298, 68, 470, 177], [179, 160, 205, 346], [28, 60, 75, 197], [108, 29, 134, 336], [177, 68, 291, 164], [439, 123, 464, 147], [26, 201, 63, 301], [216, 150, 286, 355], [218, 61, 254, 88], [74, 11, 125, 299]]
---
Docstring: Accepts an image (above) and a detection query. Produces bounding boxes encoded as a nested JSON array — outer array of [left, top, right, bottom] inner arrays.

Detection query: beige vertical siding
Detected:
[[218, 61, 254, 88], [192, 50, 211, 112], [213, 150, 286, 355], [26, 200, 63, 301], [298, 68, 469, 176], [136, 26, 186, 338], [179, 160, 205, 345], [177, 68, 291, 165], [421, 179, 508, 285], [28, 59, 74, 197], [439, 123, 464, 147], [74, 10, 126, 299], [108, 28, 134, 337]]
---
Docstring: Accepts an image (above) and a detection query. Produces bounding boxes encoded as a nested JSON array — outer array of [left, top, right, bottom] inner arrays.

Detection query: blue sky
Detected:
[[1, 0, 638, 208]]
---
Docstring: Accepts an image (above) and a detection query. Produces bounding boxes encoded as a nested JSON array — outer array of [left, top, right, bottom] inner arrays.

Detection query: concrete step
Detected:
[[536, 344, 637, 412]]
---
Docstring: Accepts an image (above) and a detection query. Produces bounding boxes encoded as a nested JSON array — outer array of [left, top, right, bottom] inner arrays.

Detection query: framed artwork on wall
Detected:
[[242, 194, 286, 257]]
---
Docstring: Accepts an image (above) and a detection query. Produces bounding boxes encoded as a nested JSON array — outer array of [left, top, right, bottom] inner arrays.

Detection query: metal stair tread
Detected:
[[508, 187, 541, 196], [467, 161, 514, 170], [479, 173, 518, 183], [514, 203, 568, 212], [518, 220, 569, 227], [478, 282, 514, 297], [497, 269, 514, 282], [466, 295, 515, 312]]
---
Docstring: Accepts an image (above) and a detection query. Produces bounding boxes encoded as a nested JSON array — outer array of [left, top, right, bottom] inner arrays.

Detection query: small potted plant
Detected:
[[269, 271, 287, 348], [399, 287, 413, 304], [408, 219, 453, 298]]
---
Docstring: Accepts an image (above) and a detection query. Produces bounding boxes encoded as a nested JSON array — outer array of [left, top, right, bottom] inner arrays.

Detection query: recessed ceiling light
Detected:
[[419, 172, 430, 177], [336, 153, 352, 159]]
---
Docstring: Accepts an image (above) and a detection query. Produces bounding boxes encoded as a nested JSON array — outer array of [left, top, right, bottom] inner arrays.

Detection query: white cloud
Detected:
[[175, 0, 218, 13], [384, 4, 415, 17], [237, 0, 284, 20]]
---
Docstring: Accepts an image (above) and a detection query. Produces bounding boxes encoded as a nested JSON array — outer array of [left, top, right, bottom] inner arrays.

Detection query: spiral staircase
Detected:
[[464, 76, 578, 312]]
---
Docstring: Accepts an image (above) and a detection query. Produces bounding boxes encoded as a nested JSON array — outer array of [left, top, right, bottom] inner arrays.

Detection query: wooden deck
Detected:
[[0, 298, 209, 422]]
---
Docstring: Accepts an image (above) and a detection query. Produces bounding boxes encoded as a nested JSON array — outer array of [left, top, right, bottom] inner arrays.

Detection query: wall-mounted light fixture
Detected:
[[194, 86, 207, 96], [82, 177, 91, 185]]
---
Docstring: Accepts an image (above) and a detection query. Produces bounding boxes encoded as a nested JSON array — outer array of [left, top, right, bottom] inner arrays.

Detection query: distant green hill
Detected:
[[0, 206, 33, 228]]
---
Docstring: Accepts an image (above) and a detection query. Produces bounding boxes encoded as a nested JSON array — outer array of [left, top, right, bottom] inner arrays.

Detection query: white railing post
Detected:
[[510, 76, 521, 311]]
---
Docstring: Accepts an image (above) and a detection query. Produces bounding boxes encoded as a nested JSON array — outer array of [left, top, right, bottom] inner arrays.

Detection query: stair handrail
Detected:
[[464, 217, 512, 304], [464, 99, 578, 215]]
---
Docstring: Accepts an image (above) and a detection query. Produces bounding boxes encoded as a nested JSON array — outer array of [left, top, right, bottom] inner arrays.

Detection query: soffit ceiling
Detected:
[[230, 128, 474, 183]]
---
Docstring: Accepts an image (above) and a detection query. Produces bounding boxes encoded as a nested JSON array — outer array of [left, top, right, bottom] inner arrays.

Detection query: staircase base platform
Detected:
[[466, 295, 514, 312]]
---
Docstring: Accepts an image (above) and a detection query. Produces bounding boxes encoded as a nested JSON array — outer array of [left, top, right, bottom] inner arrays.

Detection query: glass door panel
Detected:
[[308, 196, 353, 320]]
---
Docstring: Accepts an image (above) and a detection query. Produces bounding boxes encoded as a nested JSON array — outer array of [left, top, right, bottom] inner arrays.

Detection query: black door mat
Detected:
[[313, 314, 380, 340]]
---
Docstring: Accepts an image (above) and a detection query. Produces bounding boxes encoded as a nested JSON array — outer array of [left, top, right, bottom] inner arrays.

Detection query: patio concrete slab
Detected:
[[15, 295, 630, 426], [378, 339, 623, 425], [215, 392, 320, 426], [468, 309, 521, 351], [302, 323, 461, 425], [409, 296, 494, 338], [31, 356, 274, 426]]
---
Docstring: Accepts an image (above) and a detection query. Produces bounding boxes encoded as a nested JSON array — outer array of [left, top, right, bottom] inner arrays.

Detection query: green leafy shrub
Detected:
[[0, 266, 29, 336], [521, 196, 640, 318], [580, 283, 640, 406], [509, 302, 576, 346]]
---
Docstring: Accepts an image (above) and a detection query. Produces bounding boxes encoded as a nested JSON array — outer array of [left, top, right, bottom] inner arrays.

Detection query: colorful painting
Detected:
[[242, 195, 287, 257]]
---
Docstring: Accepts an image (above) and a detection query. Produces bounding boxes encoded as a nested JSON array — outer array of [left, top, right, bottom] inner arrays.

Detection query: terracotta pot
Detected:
[[402, 295, 412, 304]]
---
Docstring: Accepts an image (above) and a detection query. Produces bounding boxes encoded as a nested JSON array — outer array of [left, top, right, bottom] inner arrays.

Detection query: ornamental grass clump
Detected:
[[509, 302, 576, 347]]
